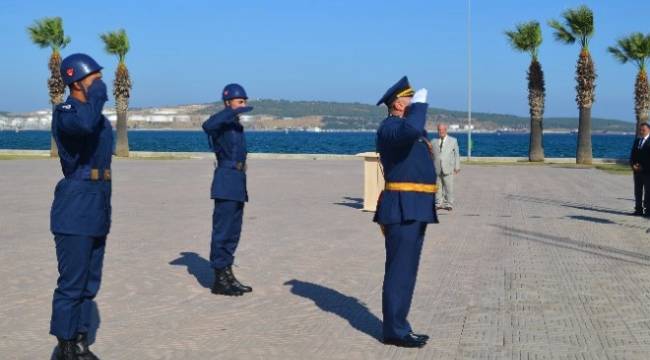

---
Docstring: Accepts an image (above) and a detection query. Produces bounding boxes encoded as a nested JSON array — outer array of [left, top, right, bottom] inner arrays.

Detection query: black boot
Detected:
[[56, 338, 78, 360], [409, 331, 430, 342], [75, 333, 99, 360], [384, 333, 427, 348], [211, 268, 243, 296], [224, 265, 252, 293]]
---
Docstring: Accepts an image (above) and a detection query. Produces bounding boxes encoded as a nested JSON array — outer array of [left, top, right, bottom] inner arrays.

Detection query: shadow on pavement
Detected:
[[333, 197, 364, 210], [506, 194, 631, 216], [567, 215, 616, 224], [493, 224, 650, 266], [169, 252, 213, 289], [284, 279, 383, 342]]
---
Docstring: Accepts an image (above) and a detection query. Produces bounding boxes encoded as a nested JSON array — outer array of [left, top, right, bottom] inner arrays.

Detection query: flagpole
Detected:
[[467, 0, 473, 160]]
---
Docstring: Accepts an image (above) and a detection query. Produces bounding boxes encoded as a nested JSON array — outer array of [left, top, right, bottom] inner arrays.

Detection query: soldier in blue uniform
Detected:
[[202, 84, 254, 296], [374, 76, 438, 348], [49, 54, 112, 360]]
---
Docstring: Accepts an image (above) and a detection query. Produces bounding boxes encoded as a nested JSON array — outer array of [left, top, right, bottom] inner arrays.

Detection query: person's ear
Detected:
[[71, 82, 83, 91]]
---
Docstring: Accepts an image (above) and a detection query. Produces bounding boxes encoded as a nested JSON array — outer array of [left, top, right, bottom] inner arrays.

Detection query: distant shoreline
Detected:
[[0, 128, 636, 135]]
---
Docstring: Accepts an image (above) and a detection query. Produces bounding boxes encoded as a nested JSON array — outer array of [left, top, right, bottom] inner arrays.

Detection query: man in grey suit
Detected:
[[433, 123, 461, 210]]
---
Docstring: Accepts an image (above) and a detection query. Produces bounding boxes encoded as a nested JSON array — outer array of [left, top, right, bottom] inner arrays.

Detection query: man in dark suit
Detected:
[[631, 122, 650, 216]]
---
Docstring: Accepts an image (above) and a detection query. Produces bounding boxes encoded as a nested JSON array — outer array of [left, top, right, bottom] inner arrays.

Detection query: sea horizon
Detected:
[[0, 130, 637, 159]]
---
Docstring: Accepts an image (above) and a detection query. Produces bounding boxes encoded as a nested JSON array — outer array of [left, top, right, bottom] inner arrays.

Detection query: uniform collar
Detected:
[[66, 95, 84, 106]]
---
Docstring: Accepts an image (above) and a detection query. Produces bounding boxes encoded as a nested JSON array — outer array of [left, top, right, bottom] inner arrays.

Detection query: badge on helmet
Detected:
[[60, 53, 103, 86]]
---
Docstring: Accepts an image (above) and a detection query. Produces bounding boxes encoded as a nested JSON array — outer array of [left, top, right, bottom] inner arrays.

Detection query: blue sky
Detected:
[[1, 0, 649, 121]]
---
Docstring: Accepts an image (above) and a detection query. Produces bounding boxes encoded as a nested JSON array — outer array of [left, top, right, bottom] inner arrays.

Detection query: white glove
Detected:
[[411, 88, 428, 104]]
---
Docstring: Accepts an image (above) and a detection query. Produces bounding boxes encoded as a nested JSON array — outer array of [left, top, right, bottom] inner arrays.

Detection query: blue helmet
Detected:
[[222, 83, 248, 101], [60, 53, 103, 86]]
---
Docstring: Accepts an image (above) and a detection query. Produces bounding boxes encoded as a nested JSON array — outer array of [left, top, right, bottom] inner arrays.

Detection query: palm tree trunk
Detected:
[[576, 106, 593, 164], [113, 64, 130, 157], [48, 52, 65, 158], [529, 117, 544, 161], [575, 50, 596, 164], [635, 69, 649, 136], [528, 60, 545, 162], [115, 97, 129, 157]]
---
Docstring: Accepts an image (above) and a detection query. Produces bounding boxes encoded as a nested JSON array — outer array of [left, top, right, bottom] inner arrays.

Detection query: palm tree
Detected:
[[549, 5, 596, 164], [27, 17, 71, 157], [100, 29, 131, 157], [505, 21, 545, 162], [608, 33, 650, 135]]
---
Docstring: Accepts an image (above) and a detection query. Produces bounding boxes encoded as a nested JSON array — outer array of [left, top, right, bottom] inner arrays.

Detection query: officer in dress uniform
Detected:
[[374, 76, 438, 348], [202, 84, 254, 296], [50, 53, 112, 360]]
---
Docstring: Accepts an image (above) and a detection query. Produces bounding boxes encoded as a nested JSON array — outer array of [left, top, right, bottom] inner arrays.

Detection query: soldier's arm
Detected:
[[56, 96, 107, 136], [202, 106, 253, 133], [202, 108, 236, 133], [378, 103, 429, 147]]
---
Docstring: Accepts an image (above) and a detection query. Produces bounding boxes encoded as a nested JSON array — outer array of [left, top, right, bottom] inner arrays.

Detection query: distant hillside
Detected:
[[1, 100, 636, 132], [194, 99, 634, 132]]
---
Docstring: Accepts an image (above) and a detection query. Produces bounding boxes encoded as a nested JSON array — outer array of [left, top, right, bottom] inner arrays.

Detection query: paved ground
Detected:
[[1, 158, 650, 359]]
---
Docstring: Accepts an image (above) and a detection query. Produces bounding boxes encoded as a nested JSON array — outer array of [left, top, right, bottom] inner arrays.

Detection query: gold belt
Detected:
[[385, 182, 437, 193], [90, 169, 111, 181]]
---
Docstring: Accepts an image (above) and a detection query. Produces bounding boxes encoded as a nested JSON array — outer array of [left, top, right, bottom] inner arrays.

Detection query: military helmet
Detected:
[[222, 83, 248, 101], [60, 53, 103, 86]]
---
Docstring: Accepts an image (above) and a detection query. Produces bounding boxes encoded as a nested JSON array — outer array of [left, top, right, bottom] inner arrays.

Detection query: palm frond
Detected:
[[564, 6, 594, 38], [100, 29, 130, 63], [609, 33, 650, 69], [27, 17, 70, 51], [505, 21, 542, 59], [549, 5, 594, 48], [608, 47, 629, 64], [548, 19, 575, 44]]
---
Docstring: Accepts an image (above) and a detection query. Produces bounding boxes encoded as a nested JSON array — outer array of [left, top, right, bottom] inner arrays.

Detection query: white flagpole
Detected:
[[467, 0, 473, 160]]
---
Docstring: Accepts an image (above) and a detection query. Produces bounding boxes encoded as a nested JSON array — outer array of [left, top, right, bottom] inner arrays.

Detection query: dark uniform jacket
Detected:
[[50, 83, 113, 237], [202, 107, 250, 202], [631, 136, 650, 174], [374, 103, 438, 225]]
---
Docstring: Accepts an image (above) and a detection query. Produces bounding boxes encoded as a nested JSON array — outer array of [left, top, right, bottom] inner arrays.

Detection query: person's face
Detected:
[[393, 96, 412, 114], [438, 125, 448, 138], [226, 98, 248, 110], [76, 72, 102, 91], [640, 125, 650, 137]]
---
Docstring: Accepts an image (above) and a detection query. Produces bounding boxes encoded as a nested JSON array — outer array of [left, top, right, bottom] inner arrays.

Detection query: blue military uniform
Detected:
[[374, 76, 438, 343], [202, 95, 253, 272], [49, 73, 113, 342]]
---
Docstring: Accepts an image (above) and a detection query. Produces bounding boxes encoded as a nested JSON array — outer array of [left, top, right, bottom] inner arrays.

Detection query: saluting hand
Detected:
[[411, 88, 428, 104]]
